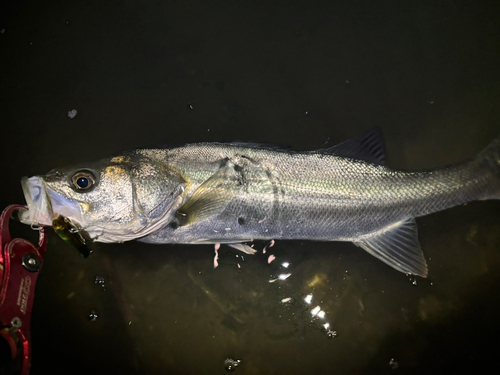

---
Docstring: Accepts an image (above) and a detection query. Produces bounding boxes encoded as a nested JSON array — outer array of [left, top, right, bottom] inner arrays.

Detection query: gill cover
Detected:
[[80, 154, 187, 242]]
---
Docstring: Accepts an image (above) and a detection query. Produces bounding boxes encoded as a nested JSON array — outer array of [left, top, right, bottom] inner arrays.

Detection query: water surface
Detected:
[[1, 1, 499, 374]]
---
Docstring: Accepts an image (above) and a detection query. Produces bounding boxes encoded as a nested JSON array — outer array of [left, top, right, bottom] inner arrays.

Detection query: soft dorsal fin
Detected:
[[353, 218, 428, 277], [319, 127, 385, 165]]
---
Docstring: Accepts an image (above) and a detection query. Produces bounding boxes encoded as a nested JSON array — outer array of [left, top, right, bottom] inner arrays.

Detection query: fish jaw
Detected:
[[20, 176, 83, 227]]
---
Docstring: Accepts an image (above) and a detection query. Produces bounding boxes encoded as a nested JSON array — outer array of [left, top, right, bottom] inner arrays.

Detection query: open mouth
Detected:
[[20, 176, 53, 226], [20, 176, 93, 257]]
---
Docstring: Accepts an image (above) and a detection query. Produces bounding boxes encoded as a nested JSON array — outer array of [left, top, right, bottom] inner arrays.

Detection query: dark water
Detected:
[[1, 1, 500, 374]]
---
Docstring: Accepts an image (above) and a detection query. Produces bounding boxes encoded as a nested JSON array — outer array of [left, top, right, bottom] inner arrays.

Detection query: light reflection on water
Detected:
[[262, 243, 334, 339]]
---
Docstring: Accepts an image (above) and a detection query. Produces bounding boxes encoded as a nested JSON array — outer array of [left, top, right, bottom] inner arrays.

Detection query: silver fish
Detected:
[[19, 128, 500, 277]]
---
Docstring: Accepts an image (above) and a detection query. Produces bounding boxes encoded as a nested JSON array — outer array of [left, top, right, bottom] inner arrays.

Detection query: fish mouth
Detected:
[[20, 176, 53, 226], [20, 176, 82, 227]]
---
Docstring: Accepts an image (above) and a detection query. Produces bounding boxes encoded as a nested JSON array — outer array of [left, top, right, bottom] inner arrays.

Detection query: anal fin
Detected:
[[353, 218, 428, 277]]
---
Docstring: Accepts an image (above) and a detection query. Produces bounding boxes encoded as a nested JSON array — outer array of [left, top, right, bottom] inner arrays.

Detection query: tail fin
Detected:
[[477, 136, 500, 199]]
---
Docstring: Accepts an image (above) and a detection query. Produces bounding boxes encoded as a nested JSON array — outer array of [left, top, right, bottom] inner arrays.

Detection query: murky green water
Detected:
[[1, 1, 499, 374]]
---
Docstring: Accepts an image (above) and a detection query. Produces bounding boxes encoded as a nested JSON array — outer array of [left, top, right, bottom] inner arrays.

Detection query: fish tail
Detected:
[[477, 136, 500, 199]]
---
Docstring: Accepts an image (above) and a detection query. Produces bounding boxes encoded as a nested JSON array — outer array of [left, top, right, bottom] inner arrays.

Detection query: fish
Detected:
[[18, 128, 500, 277]]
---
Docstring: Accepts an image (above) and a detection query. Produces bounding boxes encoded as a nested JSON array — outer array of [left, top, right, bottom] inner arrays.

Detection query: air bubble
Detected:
[[326, 330, 337, 339], [95, 276, 106, 290], [389, 358, 399, 369], [88, 310, 98, 322], [224, 358, 241, 372]]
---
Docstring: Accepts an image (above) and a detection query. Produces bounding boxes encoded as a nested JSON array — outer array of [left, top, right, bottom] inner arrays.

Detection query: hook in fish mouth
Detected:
[[52, 215, 93, 258]]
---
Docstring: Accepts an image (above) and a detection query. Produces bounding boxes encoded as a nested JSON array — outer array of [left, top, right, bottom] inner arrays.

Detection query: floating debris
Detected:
[[267, 254, 276, 264], [262, 239, 275, 254], [68, 109, 78, 118], [214, 243, 220, 268]]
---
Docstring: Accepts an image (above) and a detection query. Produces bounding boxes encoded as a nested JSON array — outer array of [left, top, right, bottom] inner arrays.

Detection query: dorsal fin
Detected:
[[318, 127, 385, 165]]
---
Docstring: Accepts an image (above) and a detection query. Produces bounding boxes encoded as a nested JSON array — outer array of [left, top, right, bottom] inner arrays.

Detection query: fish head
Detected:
[[20, 153, 186, 243]]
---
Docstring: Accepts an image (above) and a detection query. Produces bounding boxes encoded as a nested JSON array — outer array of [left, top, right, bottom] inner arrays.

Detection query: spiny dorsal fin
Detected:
[[319, 127, 385, 165], [353, 218, 428, 277]]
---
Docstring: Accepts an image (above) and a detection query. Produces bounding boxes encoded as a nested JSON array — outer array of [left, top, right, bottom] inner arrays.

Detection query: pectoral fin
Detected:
[[177, 160, 244, 226], [353, 218, 428, 277]]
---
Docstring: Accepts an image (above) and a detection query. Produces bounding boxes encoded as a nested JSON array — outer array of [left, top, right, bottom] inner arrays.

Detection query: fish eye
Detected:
[[72, 171, 96, 191]]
